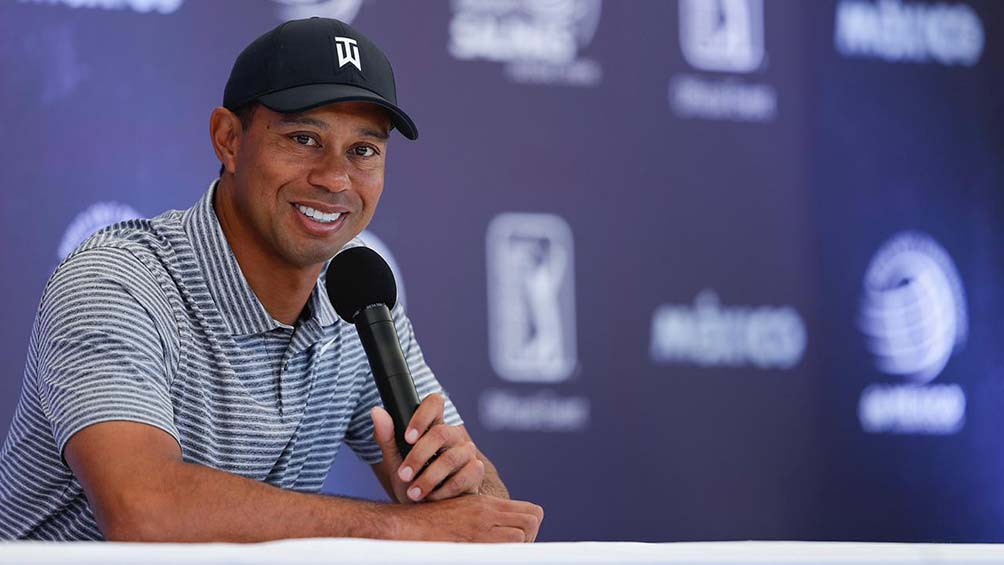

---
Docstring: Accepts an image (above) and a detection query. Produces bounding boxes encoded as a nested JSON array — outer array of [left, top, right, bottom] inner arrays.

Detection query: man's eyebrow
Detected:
[[277, 115, 329, 129], [276, 115, 389, 140], [359, 128, 390, 141]]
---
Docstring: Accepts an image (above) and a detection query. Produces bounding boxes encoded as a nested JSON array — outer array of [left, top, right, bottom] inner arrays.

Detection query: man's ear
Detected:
[[210, 107, 243, 175]]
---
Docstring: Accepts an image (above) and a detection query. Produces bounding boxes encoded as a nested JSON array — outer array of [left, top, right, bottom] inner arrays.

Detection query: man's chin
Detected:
[[287, 251, 340, 270], [277, 226, 361, 269], [285, 240, 352, 268]]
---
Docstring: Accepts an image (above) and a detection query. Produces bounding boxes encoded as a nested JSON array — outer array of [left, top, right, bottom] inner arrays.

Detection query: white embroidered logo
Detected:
[[333, 36, 362, 70]]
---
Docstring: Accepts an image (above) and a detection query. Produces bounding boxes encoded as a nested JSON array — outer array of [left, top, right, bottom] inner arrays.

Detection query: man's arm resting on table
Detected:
[[66, 421, 541, 543]]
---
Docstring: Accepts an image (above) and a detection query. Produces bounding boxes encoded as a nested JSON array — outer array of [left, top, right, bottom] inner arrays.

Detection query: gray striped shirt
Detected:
[[0, 181, 460, 540]]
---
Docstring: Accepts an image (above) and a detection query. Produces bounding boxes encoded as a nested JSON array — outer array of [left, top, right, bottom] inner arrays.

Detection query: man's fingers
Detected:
[[500, 498, 545, 521], [423, 453, 484, 502], [397, 423, 461, 485], [498, 499, 544, 541], [371, 407, 402, 466], [403, 393, 445, 445], [486, 526, 526, 543], [407, 441, 477, 501], [495, 511, 540, 543]]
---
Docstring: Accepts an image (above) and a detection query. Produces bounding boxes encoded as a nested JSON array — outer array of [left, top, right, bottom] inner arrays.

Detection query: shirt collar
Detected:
[[183, 180, 339, 336], [310, 268, 338, 328]]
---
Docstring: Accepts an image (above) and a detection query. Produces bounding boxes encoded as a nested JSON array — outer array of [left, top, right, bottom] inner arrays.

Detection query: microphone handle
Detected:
[[354, 304, 421, 456]]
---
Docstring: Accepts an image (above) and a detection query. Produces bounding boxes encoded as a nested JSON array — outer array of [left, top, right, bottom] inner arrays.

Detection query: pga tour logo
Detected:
[[670, 0, 776, 122], [486, 213, 577, 383], [334, 36, 362, 71], [679, 0, 765, 73]]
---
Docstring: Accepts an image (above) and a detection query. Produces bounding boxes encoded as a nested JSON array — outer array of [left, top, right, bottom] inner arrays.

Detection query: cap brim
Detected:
[[258, 83, 418, 140]]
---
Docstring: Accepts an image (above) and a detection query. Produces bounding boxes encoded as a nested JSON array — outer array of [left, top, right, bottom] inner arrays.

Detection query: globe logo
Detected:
[[58, 202, 143, 261], [859, 231, 967, 384], [357, 230, 406, 311]]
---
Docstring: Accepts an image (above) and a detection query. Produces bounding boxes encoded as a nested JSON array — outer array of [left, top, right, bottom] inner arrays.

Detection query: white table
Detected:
[[3, 540, 1004, 564]]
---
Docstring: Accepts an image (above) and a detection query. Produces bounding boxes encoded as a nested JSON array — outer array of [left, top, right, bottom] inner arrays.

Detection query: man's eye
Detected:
[[353, 145, 377, 157], [292, 134, 319, 147]]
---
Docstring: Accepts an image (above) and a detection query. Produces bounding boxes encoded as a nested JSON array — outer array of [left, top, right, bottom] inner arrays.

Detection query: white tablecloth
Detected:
[[2, 540, 1004, 564]]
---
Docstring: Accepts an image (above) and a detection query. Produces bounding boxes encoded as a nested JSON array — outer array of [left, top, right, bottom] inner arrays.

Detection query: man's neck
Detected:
[[213, 177, 320, 327]]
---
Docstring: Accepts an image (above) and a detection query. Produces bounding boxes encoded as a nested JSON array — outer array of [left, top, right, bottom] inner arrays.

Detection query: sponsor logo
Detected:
[[271, 0, 363, 22], [835, 0, 984, 66], [860, 232, 967, 383], [679, 0, 764, 72], [448, 0, 603, 87], [669, 0, 777, 122], [58, 202, 142, 260], [857, 231, 967, 435], [858, 383, 965, 435], [649, 290, 807, 370], [479, 389, 589, 432], [486, 213, 577, 383], [358, 230, 407, 311], [668, 75, 777, 122], [481, 213, 586, 433], [333, 36, 362, 71], [18, 0, 183, 13]]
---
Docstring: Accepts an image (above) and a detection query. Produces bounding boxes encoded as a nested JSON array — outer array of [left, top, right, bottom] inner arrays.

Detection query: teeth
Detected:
[[296, 204, 341, 224]]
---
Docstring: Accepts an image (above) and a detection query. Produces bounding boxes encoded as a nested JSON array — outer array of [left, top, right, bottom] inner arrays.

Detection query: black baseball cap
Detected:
[[223, 17, 417, 140]]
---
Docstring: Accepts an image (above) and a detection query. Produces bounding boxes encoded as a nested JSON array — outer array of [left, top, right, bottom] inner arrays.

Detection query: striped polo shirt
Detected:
[[0, 181, 460, 540]]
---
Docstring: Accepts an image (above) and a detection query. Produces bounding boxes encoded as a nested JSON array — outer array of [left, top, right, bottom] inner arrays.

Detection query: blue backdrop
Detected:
[[1, 0, 1003, 543]]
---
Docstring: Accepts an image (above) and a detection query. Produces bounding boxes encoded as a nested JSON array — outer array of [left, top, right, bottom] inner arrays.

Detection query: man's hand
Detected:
[[371, 393, 485, 503], [397, 493, 544, 543]]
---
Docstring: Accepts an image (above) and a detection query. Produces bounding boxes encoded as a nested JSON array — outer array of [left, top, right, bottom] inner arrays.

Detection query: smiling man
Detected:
[[0, 18, 542, 542]]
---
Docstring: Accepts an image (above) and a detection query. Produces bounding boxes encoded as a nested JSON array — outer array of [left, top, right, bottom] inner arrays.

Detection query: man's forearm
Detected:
[[476, 453, 509, 499], [99, 455, 543, 543], [101, 459, 399, 542]]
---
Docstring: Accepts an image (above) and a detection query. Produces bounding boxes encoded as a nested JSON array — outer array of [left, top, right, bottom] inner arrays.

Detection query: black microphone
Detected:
[[325, 246, 420, 457]]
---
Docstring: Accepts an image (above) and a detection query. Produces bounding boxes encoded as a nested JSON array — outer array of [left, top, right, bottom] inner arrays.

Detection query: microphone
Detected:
[[325, 246, 420, 456]]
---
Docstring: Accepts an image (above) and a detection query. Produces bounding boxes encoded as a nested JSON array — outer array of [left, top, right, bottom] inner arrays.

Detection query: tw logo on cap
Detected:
[[333, 36, 362, 71]]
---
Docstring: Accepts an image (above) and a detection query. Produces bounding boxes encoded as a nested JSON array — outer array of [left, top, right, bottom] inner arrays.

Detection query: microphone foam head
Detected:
[[325, 246, 398, 322]]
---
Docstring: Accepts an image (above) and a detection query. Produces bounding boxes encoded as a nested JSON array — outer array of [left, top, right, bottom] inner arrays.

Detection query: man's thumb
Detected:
[[371, 406, 402, 463]]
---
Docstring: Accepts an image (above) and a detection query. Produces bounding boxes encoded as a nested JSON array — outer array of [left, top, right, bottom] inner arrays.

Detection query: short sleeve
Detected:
[[34, 247, 180, 457], [343, 302, 463, 464]]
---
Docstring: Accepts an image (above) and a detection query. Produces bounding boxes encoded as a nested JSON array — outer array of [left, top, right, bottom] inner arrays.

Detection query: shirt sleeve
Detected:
[[34, 247, 180, 458], [343, 302, 463, 465]]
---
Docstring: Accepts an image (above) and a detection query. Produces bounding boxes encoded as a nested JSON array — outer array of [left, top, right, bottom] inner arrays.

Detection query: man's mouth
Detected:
[[295, 204, 342, 224]]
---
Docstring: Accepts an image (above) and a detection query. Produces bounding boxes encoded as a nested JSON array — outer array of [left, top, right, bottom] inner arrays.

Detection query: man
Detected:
[[0, 17, 543, 542]]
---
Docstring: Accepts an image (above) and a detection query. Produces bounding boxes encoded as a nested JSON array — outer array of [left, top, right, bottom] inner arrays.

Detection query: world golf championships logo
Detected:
[[58, 202, 143, 261], [857, 231, 968, 435], [860, 231, 967, 383]]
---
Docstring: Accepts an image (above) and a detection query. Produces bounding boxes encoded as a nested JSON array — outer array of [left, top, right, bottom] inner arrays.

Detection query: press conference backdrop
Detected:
[[1, 0, 1002, 544]]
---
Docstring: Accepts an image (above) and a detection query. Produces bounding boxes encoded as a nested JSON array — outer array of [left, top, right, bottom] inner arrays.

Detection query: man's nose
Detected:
[[307, 151, 350, 192]]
